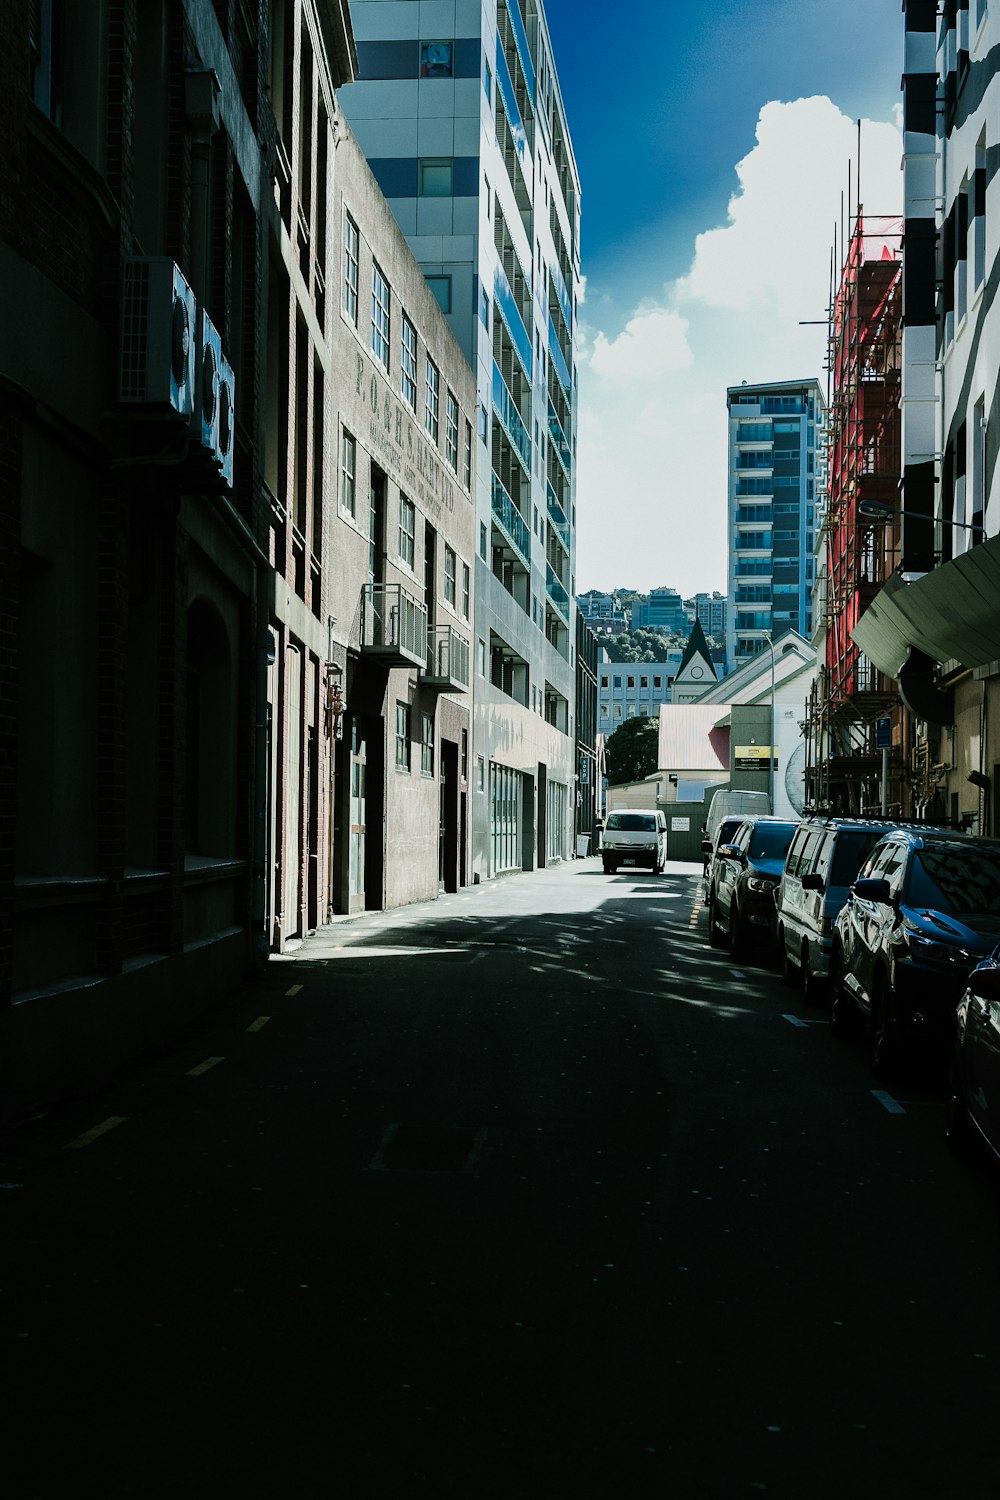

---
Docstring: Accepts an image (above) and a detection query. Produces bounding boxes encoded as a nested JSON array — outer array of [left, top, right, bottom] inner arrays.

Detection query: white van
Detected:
[[704, 789, 771, 848], [601, 810, 668, 874]]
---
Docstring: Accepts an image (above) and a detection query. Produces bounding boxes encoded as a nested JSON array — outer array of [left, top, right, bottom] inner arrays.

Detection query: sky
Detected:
[[542, 0, 905, 599]]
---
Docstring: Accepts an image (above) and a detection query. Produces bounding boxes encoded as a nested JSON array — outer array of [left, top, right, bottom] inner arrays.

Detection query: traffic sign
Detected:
[[875, 717, 891, 749]]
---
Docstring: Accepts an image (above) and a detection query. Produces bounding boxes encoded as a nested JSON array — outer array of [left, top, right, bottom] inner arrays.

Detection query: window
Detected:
[[395, 702, 411, 771], [477, 637, 486, 676], [30, 0, 63, 125], [420, 41, 452, 77], [653, 676, 662, 689], [371, 261, 390, 370], [420, 712, 435, 777], [464, 419, 473, 488], [627, 676, 635, 689], [425, 359, 440, 442], [444, 546, 457, 608], [399, 496, 415, 567], [600, 675, 609, 689], [427, 275, 452, 314], [343, 214, 359, 324], [400, 315, 417, 409], [446, 391, 459, 470], [419, 159, 453, 196], [461, 728, 468, 781], [462, 562, 470, 618], [340, 429, 356, 516], [476, 755, 485, 792]]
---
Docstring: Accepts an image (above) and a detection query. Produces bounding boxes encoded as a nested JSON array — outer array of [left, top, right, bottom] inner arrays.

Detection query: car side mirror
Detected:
[[851, 876, 893, 904], [701, 840, 713, 855], [801, 872, 824, 893], [966, 964, 1000, 1000]]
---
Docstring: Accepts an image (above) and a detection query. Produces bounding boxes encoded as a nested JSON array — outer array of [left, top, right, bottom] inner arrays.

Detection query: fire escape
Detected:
[[805, 215, 910, 815]]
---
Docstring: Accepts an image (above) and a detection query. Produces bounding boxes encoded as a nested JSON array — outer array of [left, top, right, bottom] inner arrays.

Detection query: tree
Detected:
[[604, 716, 660, 785]]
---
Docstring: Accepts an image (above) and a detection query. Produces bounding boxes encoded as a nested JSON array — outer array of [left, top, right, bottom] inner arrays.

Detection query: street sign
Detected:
[[875, 717, 892, 749]]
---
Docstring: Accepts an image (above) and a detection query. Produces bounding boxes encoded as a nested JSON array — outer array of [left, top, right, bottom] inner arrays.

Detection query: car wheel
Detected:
[[708, 892, 726, 948], [945, 1054, 974, 1157], [729, 901, 749, 961], [780, 930, 799, 988], [870, 975, 900, 1077], [603, 860, 616, 875]]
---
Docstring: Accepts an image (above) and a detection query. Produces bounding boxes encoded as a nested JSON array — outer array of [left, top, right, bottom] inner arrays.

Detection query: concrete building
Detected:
[[726, 379, 827, 667], [854, 0, 1000, 834], [340, 0, 582, 877], [688, 591, 727, 647], [597, 649, 683, 734], [577, 590, 630, 636], [631, 587, 687, 634], [326, 122, 477, 912]]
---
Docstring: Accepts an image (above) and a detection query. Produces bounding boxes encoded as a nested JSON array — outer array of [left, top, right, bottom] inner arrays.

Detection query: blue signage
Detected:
[[875, 718, 892, 749]]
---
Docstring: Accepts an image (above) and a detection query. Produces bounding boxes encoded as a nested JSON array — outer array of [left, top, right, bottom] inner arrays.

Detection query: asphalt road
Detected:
[[4, 858, 1000, 1498]]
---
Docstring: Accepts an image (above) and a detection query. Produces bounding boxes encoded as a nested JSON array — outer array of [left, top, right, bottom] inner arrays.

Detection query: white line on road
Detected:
[[782, 1014, 827, 1027], [68, 1116, 127, 1150], [782, 1014, 809, 1028], [285, 984, 303, 996], [871, 1090, 907, 1115], [246, 1016, 270, 1032], [730, 970, 747, 979], [186, 1056, 225, 1077]]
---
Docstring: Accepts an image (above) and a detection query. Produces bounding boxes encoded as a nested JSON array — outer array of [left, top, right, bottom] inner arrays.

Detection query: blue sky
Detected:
[[541, 0, 905, 596]]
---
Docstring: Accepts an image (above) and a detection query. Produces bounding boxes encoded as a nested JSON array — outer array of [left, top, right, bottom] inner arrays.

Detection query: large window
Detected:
[[400, 315, 417, 410], [371, 261, 390, 370], [395, 702, 411, 771], [420, 712, 435, 777], [446, 390, 459, 471], [399, 495, 415, 567], [425, 359, 440, 442], [444, 546, 457, 607], [340, 429, 356, 516], [490, 763, 523, 873], [462, 562, 470, 619], [343, 214, 359, 324]]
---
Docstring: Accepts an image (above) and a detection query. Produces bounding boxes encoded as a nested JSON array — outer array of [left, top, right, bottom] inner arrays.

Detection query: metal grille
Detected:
[[120, 259, 151, 402]]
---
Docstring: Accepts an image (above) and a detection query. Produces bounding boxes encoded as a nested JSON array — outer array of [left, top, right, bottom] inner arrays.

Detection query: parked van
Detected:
[[776, 817, 900, 1001], [602, 810, 668, 874], [703, 789, 771, 849]]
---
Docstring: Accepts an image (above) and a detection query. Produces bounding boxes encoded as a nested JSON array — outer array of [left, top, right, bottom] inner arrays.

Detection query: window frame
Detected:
[[398, 495, 416, 568], [343, 213, 359, 325], [395, 701, 411, 772], [340, 428, 356, 517], [425, 358, 440, 442], [371, 260, 391, 371], [445, 389, 459, 471], [420, 712, 435, 778], [444, 546, 457, 608], [400, 314, 418, 411]]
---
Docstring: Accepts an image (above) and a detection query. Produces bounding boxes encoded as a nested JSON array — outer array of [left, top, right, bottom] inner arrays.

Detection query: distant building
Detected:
[[578, 591, 630, 636], [597, 649, 683, 734], [688, 592, 727, 646], [671, 620, 720, 704], [632, 587, 687, 634], [726, 379, 827, 667]]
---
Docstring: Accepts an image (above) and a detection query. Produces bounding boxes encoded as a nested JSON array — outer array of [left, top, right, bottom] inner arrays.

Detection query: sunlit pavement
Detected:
[[3, 858, 1000, 1498]]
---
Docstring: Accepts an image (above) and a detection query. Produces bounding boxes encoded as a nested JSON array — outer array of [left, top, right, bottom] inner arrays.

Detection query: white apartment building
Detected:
[[340, 0, 582, 877]]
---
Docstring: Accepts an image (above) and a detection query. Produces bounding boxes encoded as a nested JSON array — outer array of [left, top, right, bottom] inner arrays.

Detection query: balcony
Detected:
[[423, 624, 471, 693], [547, 314, 572, 395], [492, 473, 531, 567], [360, 582, 427, 669], [494, 40, 529, 169], [501, 0, 535, 100], [547, 398, 572, 475], [492, 361, 532, 473], [546, 562, 570, 624], [546, 480, 570, 551], [494, 260, 533, 379]]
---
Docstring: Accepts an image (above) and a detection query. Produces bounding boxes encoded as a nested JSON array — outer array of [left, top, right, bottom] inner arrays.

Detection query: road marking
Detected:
[[186, 1056, 225, 1077], [285, 984, 303, 996], [871, 1089, 907, 1115], [246, 1016, 270, 1033], [782, 1014, 809, 1028], [730, 970, 746, 979], [782, 1014, 827, 1027], [68, 1116, 127, 1150]]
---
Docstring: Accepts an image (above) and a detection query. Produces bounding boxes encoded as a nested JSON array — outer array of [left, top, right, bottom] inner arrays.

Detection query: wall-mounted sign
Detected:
[[734, 745, 777, 770], [671, 817, 690, 831]]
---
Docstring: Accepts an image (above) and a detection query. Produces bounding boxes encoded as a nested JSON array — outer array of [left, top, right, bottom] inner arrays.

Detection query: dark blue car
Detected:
[[829, 829, 1000, 1074]]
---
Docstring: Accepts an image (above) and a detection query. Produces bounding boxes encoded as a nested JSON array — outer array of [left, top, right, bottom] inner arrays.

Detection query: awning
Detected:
[[852, 533, 1000, 677]]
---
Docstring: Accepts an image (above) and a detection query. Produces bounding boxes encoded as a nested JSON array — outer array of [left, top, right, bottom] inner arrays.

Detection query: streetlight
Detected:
[[762, 630, 777, 814], [856, 498, 983, 535]]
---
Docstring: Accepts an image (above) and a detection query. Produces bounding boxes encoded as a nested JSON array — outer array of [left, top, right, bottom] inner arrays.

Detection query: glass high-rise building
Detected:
[[726, 379, 827, 666], [340, 0, 581, 878]]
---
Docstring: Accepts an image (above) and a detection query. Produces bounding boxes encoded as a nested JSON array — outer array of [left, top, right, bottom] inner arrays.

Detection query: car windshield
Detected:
[[905, 845, 1000, 916], [748, 823, 796, 861], [830, 830, 886, 887], [606, 813, 655, 832]]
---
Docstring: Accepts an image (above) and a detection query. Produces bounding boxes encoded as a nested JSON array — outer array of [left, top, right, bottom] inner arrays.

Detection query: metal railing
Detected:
[[492, 361, 532, 472], [425, 624, 471, 690], [360, 581, 427, 664], [492, 473, 531, 565]]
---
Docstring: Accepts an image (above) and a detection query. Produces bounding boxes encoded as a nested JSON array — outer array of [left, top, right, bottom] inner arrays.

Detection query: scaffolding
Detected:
[[804, 212, 912, 815]]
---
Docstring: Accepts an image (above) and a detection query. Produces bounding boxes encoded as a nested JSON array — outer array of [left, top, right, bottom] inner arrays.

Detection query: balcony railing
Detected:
[[501, 0, 535, 100], [494, 260, 533, 379], [423, 624, 471, 693], [547, 397, 572, 475], [360, 582, 427, 669], [546, 480, 570, 551], [547, 314, 572, 395], [545, 562, 570, 624], [491, 473, 531, 566], [492, 361, 532, 472], [494, 40, 529, 168]]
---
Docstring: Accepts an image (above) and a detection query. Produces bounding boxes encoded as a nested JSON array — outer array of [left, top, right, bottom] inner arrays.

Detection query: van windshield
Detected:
[[748, 823, 796, 861], [606, 813, 656, 832]]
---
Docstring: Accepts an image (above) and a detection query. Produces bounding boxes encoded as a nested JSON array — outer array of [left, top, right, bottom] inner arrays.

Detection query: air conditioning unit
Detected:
[[216, 349, 235, 487], [119, 258, 196, 415], [193, 306, 222, 458]]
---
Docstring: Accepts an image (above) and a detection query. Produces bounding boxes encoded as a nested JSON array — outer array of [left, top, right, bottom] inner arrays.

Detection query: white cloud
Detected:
[[575, 96, 903, 597]]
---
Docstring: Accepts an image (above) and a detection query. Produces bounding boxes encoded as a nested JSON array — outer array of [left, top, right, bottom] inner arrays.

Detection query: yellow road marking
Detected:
[[186, 1056, 225, 1077], [68, 1116, 127, 1150]]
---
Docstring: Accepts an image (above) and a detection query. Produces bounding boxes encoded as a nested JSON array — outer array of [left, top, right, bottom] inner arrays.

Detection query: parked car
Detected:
[[829, 829, 1000, 1074], [707, 815, 798, 959], [947, 958, 1000, 1162], [701, 815, 745, 902], [601, 810, 668, 875], [776, 817, 901, 1002]]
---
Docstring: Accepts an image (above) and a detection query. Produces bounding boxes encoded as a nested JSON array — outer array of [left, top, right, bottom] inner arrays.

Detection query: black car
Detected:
[[829, 829, 1000, 1074], [707, 815, 798, 960], [947, 959, 1000, 1163]]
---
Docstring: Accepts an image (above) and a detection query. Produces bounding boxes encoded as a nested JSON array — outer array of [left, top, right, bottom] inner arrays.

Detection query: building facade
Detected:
[[340, 0, 582, 878], [854, 0, 1000, 833], [689, 591, 727, 647], [631, 586, 687, 634], [597, 649, 684, 734], [726, 379, 827, 667]]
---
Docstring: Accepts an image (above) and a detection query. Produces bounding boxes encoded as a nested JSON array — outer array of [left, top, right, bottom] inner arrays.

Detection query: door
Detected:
[[283, 644, 302, 940], [349, 718, 367, 911], [440, 739, 459, 892]]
